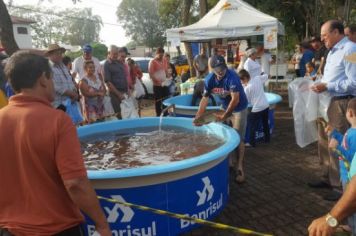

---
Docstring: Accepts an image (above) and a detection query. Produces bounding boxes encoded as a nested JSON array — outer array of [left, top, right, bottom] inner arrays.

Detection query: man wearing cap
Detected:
[[310, 36, 328, 74], [310, 20, 356, 201], [72, 44, 102, 83], [46, 44, 78, 110], [194, 55, 248, 183], [243, 48, 262, 80]]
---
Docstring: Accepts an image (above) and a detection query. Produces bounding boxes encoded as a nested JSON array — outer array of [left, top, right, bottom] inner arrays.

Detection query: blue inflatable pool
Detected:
[[163, 93, 282, 142], [78, 117, 240, 236]]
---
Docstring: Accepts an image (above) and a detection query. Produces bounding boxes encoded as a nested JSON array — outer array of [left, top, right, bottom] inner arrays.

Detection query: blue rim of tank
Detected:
[[163, 92, 282, 111], [78, 117, 240, 180]]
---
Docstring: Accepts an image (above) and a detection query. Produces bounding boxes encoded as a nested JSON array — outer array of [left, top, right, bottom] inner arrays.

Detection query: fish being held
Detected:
[[193, 110, 228, 126]]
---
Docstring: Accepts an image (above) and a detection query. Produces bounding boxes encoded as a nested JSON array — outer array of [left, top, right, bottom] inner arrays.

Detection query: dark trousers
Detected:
[[0, 225, 83, 236], [248, 107, 270, 147], [153, 85, 169, 116]]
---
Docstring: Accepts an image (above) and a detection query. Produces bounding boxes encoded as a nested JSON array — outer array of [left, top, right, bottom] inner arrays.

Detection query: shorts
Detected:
[[226, 108, 247, 141]]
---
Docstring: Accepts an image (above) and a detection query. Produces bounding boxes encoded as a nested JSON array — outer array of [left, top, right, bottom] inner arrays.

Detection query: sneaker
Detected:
[[307, 181, 331, 189]]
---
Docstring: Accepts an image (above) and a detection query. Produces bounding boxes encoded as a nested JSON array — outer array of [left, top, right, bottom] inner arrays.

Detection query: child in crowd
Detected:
[[238, 69, 270, 147], [79, 60, 106, 123], [329, 98, 356, 234], [163, 67, 176, 97], [305, 62, 317, 81]]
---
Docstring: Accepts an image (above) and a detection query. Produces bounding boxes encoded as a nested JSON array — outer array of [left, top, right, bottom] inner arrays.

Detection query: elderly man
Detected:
[[46, 44, 78, 111], [103, 45, 129, 119], [194, 55, 248, 183], [72, 44, 102, 83], [310, 20, 356, 201], [0, 51, 111, 235]]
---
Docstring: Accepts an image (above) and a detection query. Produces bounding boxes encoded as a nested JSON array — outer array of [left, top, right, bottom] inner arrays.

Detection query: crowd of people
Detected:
[[0, 18, 355, 236]]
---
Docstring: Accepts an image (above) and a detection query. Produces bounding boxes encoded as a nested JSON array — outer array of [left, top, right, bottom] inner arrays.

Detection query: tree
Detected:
[[117, 0, 166, 49], [0, 0, 19, 55], [9, 5, 102, 48]]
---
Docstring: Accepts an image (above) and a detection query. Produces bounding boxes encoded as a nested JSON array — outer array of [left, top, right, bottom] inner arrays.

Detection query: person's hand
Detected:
[[193, 115, 203, 126], [311, 83, 327, 93], [324, 124, 333, 136], [214, 113, 225, 122], [308, 216, 334, 236], [329, 138, 339, 149]]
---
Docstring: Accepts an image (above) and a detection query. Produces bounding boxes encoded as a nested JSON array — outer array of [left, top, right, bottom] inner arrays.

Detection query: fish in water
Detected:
[[193, 110, 227, 126]]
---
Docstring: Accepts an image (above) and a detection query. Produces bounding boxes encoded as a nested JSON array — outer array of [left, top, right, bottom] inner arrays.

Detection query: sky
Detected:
[[7, 0, 130, 47]]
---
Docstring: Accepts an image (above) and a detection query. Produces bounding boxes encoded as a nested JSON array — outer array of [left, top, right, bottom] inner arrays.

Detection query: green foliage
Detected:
[[9, 5, 102, 48], [117, 0, 166, 49], [126, 41, 138, 49], [91, 42, 108, 61]]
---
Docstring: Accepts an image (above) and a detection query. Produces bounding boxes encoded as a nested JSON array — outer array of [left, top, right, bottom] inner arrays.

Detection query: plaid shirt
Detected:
[[50, 61, 76, 108]]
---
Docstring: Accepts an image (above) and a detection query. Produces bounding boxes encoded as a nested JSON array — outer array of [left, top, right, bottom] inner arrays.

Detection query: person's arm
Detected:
[[193, 96, 209, 126], [148, 60, 162, 86], [327, 49, 356, 94], [215, 92, 239, 122], [63, 178, 111, 235], [256, 74, 269, 83], [308, 175, 356, 236], [193, 56, 199, 72], [79, 80, 101, 98], [56, 115, 111, 235]]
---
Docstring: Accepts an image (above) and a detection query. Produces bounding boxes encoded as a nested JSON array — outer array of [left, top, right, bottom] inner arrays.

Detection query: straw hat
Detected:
[[45, 44, 66, 56], [345, 52, 356, 63]]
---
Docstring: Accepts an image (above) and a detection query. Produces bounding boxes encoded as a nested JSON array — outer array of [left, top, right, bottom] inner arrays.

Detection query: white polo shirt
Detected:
[[72, 56, 101, 83], [243, 75, 269, 113], [243, 58, 262, 79]]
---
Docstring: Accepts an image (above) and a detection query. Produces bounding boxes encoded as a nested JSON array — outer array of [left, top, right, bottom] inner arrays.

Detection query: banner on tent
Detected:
[[264, 27, 278, 49]]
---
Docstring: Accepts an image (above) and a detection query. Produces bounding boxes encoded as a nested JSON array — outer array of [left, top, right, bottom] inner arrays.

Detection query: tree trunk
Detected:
[[199, 0, 208, 18], [182, 0, 195, 77], [0, 0, 19, 56]]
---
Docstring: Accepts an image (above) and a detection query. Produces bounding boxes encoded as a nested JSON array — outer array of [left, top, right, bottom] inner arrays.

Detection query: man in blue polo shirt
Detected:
[[194, 55, 248, 183]]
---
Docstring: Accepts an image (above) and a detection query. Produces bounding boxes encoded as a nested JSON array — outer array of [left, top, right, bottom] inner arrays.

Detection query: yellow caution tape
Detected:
[[98, 196, 273, 236]]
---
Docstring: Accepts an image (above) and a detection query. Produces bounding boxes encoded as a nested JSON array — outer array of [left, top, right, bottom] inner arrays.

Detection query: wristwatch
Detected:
[[325, 213, 338, 228]]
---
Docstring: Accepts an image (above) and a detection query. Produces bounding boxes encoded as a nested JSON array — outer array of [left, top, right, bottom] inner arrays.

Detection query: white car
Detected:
[[131, 57, 153, 95]]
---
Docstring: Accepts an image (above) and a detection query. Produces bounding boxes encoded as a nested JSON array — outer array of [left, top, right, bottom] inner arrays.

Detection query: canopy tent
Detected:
[[166, 0, 284, 44]]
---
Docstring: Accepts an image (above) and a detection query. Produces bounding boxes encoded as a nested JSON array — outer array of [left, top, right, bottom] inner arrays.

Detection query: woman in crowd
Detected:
[[79, 60, 106, 123]]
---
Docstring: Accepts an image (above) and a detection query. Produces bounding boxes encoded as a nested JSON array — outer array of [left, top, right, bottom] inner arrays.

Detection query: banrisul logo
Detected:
[[181, 176, 223, 229], [196, 177, 214, 206], [87, 195, 157, 236], [104, 195, 134, 223]]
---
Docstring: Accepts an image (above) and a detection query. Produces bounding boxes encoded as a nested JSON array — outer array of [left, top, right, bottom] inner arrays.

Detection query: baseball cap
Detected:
[[210, 55, 227, 69], [82, 44, 92, 53]]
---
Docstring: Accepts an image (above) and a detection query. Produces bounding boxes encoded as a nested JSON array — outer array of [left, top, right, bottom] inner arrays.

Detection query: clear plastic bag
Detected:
[[120, 95, 139, 119]]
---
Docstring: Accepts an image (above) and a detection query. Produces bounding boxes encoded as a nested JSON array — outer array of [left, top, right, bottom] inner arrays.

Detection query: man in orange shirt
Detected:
[[149, 47, 169, 116], [0, 51, 111, 236]]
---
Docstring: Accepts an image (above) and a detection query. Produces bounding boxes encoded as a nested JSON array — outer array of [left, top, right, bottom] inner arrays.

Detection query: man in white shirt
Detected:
[[72, 44, 102, 83], [239, 69, 270, 147], [256, 45, 273, 76], [243, 48, 262, 79]]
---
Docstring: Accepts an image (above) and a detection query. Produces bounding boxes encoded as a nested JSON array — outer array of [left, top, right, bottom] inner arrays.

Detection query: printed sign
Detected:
[[264, 27, 278, 49], [84, 158, 229, 236]]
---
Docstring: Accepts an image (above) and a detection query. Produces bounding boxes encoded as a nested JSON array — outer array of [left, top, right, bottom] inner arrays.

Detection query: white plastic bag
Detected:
[[134, 79, 146, 99], [318, 92, 331, 122], [291, 79, 318, 147], [102, 95, 115, 117], [120, 95, 139, 119]]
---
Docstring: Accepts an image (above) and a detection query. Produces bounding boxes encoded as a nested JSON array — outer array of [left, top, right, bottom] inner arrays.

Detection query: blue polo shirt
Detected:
[[204, 69, 248, 112], [299, 49, 314, 77]]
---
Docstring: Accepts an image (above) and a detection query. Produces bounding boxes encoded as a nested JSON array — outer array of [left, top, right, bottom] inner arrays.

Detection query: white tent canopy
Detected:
[[166, 0, 285, 43]]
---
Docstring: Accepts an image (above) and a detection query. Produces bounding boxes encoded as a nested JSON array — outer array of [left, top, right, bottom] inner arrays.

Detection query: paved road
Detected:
[[180, 96, 335, 236]]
